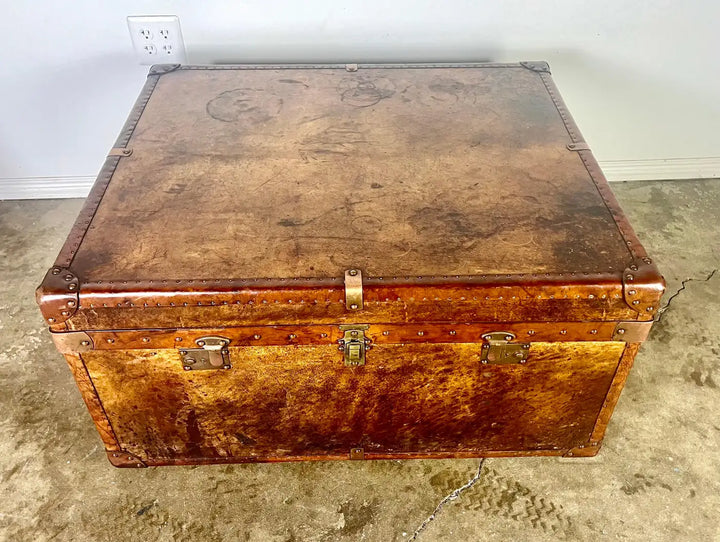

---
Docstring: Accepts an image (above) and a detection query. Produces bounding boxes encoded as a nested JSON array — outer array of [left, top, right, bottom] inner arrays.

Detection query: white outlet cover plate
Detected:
[[127, 15, 186, 66]]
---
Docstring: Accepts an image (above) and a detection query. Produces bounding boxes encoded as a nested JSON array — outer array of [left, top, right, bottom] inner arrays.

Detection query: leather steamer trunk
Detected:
[[37, 62, 665, 468]]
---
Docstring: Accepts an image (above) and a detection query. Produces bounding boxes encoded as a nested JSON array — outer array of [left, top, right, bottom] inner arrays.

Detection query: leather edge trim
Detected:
[[61, 321, 649, 351], [537, 70, 665, 310], [588, 343, 640, 444], [54, 73, 161, 268], [63, 354, 121, 452]]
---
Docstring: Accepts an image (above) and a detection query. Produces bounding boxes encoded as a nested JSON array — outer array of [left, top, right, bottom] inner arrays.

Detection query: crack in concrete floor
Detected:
[[656, 268, 717, 322], [409, 459, 486, 541]]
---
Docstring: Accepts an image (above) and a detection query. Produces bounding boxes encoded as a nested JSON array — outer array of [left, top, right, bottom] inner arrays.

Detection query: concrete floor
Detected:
[[1, 179, 719, 541]]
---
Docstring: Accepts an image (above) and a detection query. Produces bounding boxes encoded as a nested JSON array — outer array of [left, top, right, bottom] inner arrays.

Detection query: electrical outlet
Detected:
[[127, 15, 186, 65]]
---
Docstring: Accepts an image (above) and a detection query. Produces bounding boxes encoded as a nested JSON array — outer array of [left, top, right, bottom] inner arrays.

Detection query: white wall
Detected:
[[1, 1, 719, 198]]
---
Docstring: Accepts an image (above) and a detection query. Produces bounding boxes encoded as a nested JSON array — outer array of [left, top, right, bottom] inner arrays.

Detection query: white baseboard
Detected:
[[0, 176, 96, 200], [599, 157, 720, 182], [1, 158, 719, 200]]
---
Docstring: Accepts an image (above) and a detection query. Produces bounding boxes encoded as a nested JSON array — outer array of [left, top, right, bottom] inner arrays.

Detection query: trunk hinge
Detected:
[[344, 269, 363, 311]]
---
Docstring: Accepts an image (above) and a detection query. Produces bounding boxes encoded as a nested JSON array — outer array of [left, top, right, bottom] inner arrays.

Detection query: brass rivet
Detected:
[[350, 304, 358, 310], [528, 330, 535, 335], [183, 366, 192, 371], [112, 453, 119, 457], [320, 333, 328, 338], [223, 364, 231, 370], [519, 359, 527, 364], [197, 340, 205, 346], [52, 268, 61, 275], [617, 328, 626, 335], [179, 350, 187, 355], [64, 274, 73, 281], [481, 359, 488, 364], [68, 284, 77, 290], [505, 335, 513, 341], [560, 330, 567, 335], [628, 289, 637, 295], [449, 330, 456, 335], [289, 334, 297, 340], [626, 274, 634, 281], [630, 264, 638, 271], [590, 329, 598, 334], [142, 337, 150, 343], [417, 331, 424, 336], [348, 269, 358, 276], [67, 300, 76, 308], [48, 317, 55, 323], [106, 338, 114, 343], [80, 340, 90, 346], [185, 358, 196, 365], [646, 306, 654, 311], [632, 300, 640, 305], [60, 310, 69, 316], [382, 331, 390, 336], [588, 294, 595, 299], [253, 334, 261, 340], [175, 337, 182, 342]]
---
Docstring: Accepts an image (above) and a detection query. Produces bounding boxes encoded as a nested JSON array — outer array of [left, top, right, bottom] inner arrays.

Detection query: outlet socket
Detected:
[[127, 15, 186, 65]]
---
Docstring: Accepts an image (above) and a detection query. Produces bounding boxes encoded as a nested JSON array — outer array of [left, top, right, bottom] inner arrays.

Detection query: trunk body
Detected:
[[37, 63, 664, 467]]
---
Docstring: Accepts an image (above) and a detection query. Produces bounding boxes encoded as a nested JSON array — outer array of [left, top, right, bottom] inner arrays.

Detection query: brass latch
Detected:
[[480, 332, 530, 365], [338, 325, 371, 366], [179, 336, 231, 371]]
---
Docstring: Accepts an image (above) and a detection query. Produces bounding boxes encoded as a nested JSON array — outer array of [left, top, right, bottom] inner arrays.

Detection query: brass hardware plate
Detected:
[[480, 332, 530, 365], [612, 321, 653, 342], [338, 324, 371, 366], [108, 147, 133, 157], [179, 336, 231, 371], [50, 331, 94, 354], [349, 447, 365, 460], [344, 269, 363, 310]]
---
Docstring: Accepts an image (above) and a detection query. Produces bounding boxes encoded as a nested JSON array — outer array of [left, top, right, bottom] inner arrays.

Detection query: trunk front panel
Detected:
[[83, 341, 625, 464]]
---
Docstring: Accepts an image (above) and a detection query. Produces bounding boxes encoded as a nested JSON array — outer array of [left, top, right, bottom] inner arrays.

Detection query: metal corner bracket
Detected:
[[622, 258, 665, 316], [36, 266, 80, 325], [148, 63, 182, 76], [106, 449, 148, 468], [520, 61, 551, 73]]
